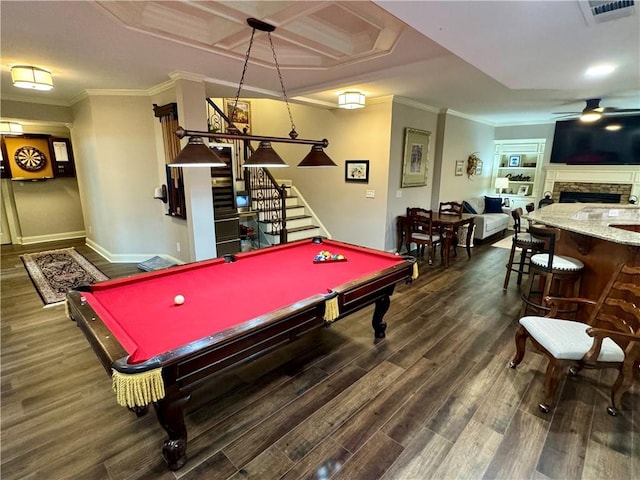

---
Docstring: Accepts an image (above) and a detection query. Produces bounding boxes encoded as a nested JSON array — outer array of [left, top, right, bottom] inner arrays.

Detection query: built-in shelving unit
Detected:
[[493, 139, 546, 210]]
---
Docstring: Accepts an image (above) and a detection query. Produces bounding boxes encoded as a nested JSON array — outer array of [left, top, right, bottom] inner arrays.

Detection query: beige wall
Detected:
[[434, 113, 496, 205], [71, 94, 166, 261]]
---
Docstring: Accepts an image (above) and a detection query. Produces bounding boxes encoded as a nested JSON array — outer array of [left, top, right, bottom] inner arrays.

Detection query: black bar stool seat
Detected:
[[520, 225, 584, 317]]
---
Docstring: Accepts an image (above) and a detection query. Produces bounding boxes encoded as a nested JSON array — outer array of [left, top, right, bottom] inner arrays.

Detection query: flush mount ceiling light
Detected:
[[0, 121, 24, 135], [170, 18, 335, 169], [338, 91, 365, 109], [585, 64, 616, 77], [11, 65, 53, 90]]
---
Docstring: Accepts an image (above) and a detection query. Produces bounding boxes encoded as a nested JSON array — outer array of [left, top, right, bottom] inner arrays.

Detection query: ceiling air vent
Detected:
[[579, 0, 636, 25]]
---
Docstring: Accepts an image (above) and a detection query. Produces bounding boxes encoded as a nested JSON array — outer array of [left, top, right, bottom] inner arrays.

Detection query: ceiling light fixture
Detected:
[[11, 65, 53, 90], [338, 91, 366, 109], [171, 18, 334, 169], [0, 121, 24, 135], [580, 98, 603, 122], [585, 64, 616, 77]]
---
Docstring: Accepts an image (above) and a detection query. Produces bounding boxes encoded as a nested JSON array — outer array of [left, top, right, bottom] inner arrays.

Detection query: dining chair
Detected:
[[510, 264, 640, 415], [438, 201, 463, 257], [405, 207, 441, 265]]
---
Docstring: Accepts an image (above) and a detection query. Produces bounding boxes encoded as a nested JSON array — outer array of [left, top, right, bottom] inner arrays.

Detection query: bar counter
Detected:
[[525, 203, 640, 317]]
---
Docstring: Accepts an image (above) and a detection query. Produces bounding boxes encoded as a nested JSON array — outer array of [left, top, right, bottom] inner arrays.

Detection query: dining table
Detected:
[[396, 212, 476, 267]]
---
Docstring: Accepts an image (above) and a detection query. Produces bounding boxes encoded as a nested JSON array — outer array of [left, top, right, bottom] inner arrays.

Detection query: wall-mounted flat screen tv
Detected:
[[550, 114, 640, 165]]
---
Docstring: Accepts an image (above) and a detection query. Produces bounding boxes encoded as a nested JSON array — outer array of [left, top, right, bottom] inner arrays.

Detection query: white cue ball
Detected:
[[174, 294, 185, 305]]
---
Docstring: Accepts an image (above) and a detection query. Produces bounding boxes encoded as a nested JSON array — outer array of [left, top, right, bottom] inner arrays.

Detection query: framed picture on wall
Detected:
[[401, 127, 431, 187], [455, 160, 464, 176], [509, 155, 521, 167], [224, 98, 251, 132], [517, 185, 529, 196], [345, 160, 369, 183]]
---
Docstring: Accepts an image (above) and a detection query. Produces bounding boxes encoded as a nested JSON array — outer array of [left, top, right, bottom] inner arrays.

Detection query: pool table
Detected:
[[66, 238, 416, 470]]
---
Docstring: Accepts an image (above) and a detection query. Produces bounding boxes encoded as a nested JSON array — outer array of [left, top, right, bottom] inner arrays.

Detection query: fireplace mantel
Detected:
[[542, 165, 640, 203]]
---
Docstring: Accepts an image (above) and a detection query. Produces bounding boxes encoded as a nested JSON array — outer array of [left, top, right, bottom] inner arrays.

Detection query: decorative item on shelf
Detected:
[[504, 173, 531, 182], [629, 195, 637, 205], [466, 152, 481, 179], [523, 162, 536, 168], [337, 91, 365, 109], [11, 65, 53, 90], [508, 155, 520, 167], [170, 18, 335, 169], [517, 185, 529, 196]]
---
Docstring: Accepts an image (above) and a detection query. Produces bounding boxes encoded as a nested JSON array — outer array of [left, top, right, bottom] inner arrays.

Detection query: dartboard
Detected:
[[14, 146, 47, 171]]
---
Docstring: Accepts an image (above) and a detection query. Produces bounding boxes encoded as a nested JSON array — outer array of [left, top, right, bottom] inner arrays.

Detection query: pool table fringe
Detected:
[[112, 368, 165, 408], [323, 295, 340, 323]]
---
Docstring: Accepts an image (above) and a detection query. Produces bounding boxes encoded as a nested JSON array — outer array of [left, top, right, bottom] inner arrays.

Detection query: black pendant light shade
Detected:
[[169, 136, 226, 168], [244, 141, 289, 168], [298, 144, 336, 167]]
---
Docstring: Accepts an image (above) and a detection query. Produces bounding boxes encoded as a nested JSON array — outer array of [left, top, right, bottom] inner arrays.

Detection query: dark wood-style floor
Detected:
[[1, 238, 637, 480]]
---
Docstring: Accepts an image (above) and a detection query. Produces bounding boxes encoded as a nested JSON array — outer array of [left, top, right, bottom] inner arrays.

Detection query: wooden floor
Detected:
[[1, 238, 637, 480]]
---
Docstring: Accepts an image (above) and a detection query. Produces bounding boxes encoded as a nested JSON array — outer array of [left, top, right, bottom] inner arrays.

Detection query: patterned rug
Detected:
[[21, 247, 109, 306]]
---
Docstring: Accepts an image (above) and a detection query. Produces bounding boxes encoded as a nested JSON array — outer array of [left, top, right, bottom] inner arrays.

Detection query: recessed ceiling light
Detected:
[[585, 64, 616, 77]]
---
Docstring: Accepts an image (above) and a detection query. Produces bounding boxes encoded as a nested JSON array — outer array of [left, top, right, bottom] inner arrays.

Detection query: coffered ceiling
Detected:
[[1, 1, 639, 126]]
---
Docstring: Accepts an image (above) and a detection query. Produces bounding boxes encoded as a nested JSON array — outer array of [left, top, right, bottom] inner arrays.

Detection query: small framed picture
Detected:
[[224, 98, 251, 132], [508, 155, 520, 167], [517, 185, 529, 196], [345, 160, 369, 183], [455, 160, 464, 176]]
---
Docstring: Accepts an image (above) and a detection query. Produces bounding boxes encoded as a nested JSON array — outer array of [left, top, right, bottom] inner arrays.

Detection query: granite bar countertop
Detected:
[[525, 203, 640, 247]]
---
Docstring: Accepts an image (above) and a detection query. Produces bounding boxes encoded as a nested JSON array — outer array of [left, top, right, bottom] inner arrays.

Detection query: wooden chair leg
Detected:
[[509, 326, 529, 368], [608, 359, 637, 416], [503, 242, 517, 290], [516, 247, 528, 285], [540, 359, 564, 413]]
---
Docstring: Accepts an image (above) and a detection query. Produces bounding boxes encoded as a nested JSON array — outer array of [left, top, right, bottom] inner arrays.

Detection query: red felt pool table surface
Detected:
[[82, 239, 405, 363]]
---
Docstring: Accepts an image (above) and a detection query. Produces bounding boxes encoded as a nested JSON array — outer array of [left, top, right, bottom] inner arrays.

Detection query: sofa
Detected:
[[462, 196, 510, 241]]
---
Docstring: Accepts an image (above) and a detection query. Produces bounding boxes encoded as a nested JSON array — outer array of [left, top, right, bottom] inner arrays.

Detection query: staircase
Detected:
[[251, 181, 325, 246]]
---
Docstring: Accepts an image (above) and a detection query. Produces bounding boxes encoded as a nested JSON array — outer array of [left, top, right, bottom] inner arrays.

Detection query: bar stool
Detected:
[[503, 208, 544, 290], [520, 225, 584, 317]]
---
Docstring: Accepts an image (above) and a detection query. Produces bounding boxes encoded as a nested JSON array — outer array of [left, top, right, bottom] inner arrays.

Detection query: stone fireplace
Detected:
[[551, 182, 632, 203], [543, 166, 640, 205]]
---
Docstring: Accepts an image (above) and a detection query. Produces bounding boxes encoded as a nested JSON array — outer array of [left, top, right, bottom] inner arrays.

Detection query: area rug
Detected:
[[491, 234, 514, 249], [20, 247, 109, 306]]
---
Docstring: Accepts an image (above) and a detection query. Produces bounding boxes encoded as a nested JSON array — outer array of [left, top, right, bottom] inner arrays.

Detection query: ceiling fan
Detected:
[[554, 98, 640, 122]]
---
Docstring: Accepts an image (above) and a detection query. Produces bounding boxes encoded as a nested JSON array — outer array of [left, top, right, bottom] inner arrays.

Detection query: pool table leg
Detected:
[[154, 394, 191, 470], [372, 295, 391, 338]]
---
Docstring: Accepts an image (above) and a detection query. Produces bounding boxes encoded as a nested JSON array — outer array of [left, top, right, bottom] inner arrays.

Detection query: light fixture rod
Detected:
[[175, 127, 328, 148]]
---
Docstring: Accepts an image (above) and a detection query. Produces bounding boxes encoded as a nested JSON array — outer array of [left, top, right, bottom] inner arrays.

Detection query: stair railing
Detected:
[[206, 98, 288, 245]]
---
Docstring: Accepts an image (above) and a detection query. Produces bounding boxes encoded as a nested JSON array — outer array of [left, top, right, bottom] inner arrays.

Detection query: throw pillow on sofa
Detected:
[[462, 200, 477, 214], [484, 196, 503, 214]]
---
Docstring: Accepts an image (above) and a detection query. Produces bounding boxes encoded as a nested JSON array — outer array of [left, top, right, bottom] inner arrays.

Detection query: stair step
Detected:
[[257, 214, 311, 224], [264, 224, 319, 236]]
